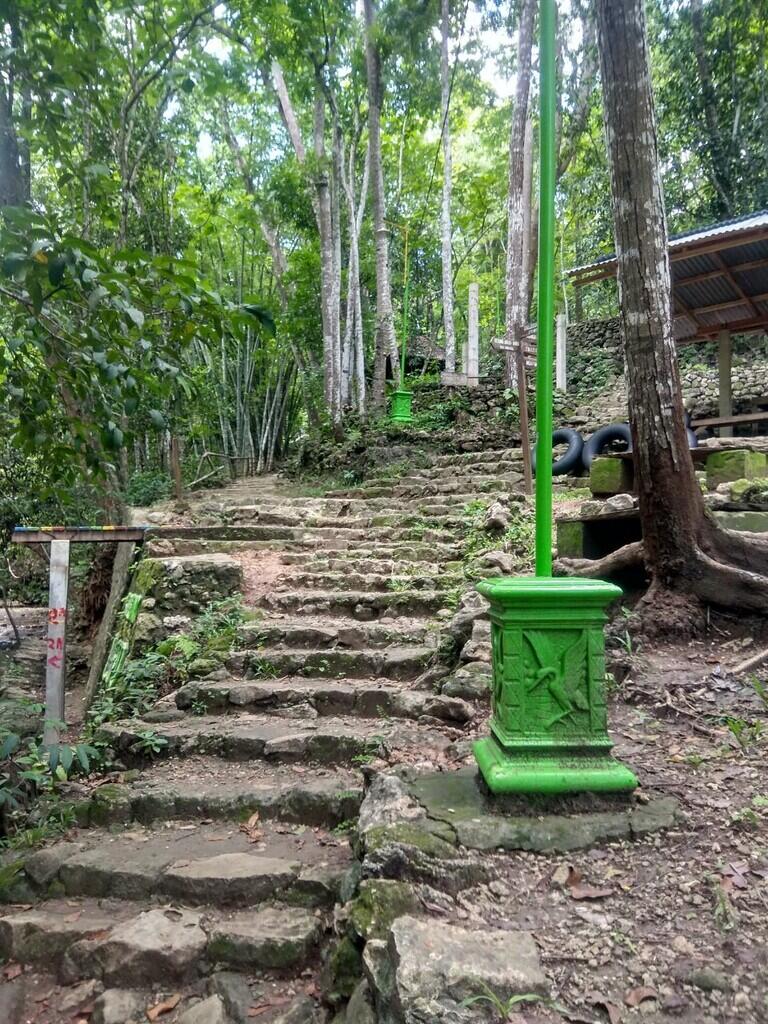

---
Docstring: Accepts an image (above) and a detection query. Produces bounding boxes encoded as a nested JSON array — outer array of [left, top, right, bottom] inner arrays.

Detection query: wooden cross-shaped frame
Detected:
[[11, 527, 146, 745]]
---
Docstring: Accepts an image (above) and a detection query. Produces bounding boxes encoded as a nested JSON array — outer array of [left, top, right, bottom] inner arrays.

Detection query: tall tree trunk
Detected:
[[0, 9, 25, 207], [363, 0, 400, 407], [591, 0, 768, 622], [440, 0, 456, 373], [505, 0, 536, 491], [313, 91, 340, 423]]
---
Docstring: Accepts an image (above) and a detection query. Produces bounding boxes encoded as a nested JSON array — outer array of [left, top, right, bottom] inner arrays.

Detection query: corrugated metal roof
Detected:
[[568, 210, 768, 340], [567, 209, 768, 277]]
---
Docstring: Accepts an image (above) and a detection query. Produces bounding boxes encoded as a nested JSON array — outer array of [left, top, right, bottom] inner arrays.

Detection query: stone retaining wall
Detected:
[[567, 316, 768, 416]]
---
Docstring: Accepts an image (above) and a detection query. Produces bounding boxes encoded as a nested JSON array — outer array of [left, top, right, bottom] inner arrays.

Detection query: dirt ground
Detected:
[[436, 614, 768, 1024]]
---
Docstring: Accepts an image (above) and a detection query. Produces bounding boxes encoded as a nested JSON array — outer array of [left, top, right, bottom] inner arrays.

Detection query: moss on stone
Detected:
[[556, 520, 584, 559], [348, 880, 418, 940], [364, 822, 457, 858], [707, 450, 767, 489], [89, 784, 132, 826], [326, 936, 363, 1000], [589, 456, 633, 496]]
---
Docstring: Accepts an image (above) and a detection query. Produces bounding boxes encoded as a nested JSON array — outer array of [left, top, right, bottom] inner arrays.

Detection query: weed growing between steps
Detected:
[[0, 717, 98, 847], [460, 498, 535, 574], [87, 597, 245, 744]]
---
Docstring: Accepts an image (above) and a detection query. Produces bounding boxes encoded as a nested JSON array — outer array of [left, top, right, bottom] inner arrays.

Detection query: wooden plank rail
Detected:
[[691, 411, 768, 430]]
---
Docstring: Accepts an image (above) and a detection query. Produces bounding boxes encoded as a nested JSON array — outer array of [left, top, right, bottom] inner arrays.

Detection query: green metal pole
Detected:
[[401, 225, 410, 383], [534, 0, 557, 577]]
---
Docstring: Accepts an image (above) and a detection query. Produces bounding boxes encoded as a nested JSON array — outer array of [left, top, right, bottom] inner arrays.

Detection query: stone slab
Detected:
[[706, 449, 767, 489], [159, 853, 298, 905], [365, 916, 545, 1023], [361, 767, 678, 854], [73, 908, 207, 985], [207, 905, 321, 969]]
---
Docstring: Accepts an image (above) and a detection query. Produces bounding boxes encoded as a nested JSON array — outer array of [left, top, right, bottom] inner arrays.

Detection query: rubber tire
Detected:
[[582, 423, 633, 470], [531, 427, 584, 476]]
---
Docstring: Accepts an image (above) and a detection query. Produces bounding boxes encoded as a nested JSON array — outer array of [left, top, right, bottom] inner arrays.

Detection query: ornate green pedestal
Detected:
[[474, 576, 637, 795], [390, 390, 413, 424]]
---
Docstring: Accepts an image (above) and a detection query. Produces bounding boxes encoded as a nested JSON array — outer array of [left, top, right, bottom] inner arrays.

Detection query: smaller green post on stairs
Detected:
[[390, 223, 413, 425], [473, 0, 637, 796]]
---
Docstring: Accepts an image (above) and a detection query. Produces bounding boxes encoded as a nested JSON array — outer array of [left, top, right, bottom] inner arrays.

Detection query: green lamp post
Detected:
[[473, 0, 637, 796], [390, 224, 413, 424]]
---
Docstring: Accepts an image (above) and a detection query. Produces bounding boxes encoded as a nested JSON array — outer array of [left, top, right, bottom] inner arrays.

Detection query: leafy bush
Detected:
[[124, 469, 172, 506], [88, 597, 244, 732]]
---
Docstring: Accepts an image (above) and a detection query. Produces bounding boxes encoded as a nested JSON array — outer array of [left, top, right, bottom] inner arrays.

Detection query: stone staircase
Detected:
[[0, 444, 561, 1024]]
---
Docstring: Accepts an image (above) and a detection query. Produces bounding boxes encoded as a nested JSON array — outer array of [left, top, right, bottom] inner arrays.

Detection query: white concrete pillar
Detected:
[[467, 283, 479, 384], [44, 539, 70, 745], [556, 313, 567, 392], [718, 329, 733, 438]]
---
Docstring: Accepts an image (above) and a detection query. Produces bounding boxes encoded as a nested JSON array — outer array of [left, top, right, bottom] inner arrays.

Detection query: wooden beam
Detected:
[[692, 411, 768, 429], [687, 314, 768, 340], [12, 527, 147, 545], [689, 297, 753, 316], [718, 329, 734, 438], [713, 251, 761, 319]]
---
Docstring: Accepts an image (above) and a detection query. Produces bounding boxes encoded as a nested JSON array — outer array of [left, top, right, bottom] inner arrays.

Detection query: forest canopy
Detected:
[[1, 0, 766, 514]]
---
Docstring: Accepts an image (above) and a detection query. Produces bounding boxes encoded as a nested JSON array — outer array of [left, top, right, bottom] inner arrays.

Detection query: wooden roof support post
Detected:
[[718, 329, 733, 439], [556, 313, 567, 392]]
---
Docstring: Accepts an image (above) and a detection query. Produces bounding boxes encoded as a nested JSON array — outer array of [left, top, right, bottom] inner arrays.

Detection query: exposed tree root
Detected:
[[555, 520, 768, 636], [554, 542, 645, 580]]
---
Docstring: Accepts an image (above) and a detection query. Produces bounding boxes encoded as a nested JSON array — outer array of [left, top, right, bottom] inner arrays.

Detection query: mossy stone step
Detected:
[[175, 677, 473, 723], [228, 644, 433, 681], [283, 571, 456, 594], [254, 589, 450, 618], [0, 900, 322, 981], [237, 617, 434, 650], [98, 713, 451, 765], [109, 759, 364, 828]]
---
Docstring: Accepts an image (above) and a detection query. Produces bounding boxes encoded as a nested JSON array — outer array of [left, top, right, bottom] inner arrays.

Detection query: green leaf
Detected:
[[0, 734, 20, 759], [82, 267, 99, 284], [48, 256, 66, 286], [28, 278, 44, 315], [125, 305, 144, 328], [148, 409, 166, 429]]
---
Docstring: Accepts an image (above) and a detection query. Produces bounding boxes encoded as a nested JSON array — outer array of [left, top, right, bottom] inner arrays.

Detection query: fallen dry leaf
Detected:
[[247, 1006, 271, 1018], [146, 993, 182, 1020], [586, 990, 623, 1023], [3, 962, 23, 980], [624, 986, 657, 1008], [240, 811, 263, 842], [569, 883, 614, 901]]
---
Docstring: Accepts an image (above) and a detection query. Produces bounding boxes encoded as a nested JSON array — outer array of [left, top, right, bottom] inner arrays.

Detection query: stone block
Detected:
[[712, 510, 768, 534], [589, 456, 634, 496], [364, 916, 546, 1023], [706, 450, 767, 489], [556, 520, 584, 558]]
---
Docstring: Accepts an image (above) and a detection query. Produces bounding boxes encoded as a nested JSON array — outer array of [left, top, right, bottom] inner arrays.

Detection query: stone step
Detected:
[[325, 476, 521, 499], [124, 758, 364, 827], [282, 570, 457, 593], [238, 616, 435, 650], [174, 677, 473, 723], [227, 647, 434, 679], [281, 555, 452, 577], [253, 589, 451, 618], [0, 899, 321, 982], [99, 712, 451, 765], [278, 540, 463, 562], [227, 507, 465, 530], [149, 522, 457, 545], [14, 820, 350, 910], [227, 644, 434, 681]]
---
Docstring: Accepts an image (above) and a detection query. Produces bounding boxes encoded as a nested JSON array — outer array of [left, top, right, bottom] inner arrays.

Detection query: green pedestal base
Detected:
[[474, 576, 637, 797], [390, 390, 413, 424], [474, 736, 638, 795]]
